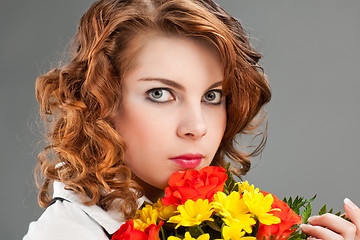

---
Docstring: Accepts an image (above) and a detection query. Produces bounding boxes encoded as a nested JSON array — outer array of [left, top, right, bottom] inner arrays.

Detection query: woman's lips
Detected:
[[170, 154, 203, 168]]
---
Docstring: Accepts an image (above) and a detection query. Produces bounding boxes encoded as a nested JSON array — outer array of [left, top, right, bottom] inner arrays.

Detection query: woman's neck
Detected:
[[134, 176, 165, 203]]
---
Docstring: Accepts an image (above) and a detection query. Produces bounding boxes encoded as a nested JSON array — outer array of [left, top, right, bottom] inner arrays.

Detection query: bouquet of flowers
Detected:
[[111, 165, 342, 240]]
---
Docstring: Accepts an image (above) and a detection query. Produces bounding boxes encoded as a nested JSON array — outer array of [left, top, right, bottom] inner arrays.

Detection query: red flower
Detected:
[[257, 192, 302, 240], [162, 166, 228, 206], [144, 221, 163, 240], [111, 220, 163, 240], [112, 220, 148, 240]]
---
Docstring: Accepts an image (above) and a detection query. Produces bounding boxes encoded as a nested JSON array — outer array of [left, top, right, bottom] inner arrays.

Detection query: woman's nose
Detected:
[[176, 104, 207, 140]]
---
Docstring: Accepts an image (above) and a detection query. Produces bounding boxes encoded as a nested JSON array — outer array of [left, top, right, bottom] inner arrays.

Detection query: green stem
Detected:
[[160, 226, 166, 240], [196, 225, 205, 235]]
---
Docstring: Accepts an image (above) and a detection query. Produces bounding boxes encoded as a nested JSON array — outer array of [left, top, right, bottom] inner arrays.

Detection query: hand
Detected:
[[300, 198, 360, 240]]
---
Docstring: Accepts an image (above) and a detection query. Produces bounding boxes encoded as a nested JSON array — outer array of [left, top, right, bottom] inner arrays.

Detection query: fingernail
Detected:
[[307, 216, 318, 223], [344, 198, 356, 210], [300, 224, 312, 231], [300, 224, 312, 234]]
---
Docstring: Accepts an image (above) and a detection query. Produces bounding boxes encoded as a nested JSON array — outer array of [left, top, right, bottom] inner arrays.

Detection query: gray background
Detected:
[[1, 0, 359, 239]]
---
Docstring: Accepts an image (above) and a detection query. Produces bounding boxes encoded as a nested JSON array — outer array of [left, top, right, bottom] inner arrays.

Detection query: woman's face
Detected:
[[113, 36, 226, 195]]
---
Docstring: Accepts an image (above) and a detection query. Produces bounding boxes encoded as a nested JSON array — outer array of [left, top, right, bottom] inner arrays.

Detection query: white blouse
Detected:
[[23, 181, 149, 240]]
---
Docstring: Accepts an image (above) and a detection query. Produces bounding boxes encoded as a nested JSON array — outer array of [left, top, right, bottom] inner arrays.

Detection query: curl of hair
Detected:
[[35, 0, 271, 219]]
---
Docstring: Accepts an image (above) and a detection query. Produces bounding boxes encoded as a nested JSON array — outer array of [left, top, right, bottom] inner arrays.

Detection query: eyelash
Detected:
[[202, 89, 223, 105], [145, 88, 175, 103], [145, 88, 223, 105]]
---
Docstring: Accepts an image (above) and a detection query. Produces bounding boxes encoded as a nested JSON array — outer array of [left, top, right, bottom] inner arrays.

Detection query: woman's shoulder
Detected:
[[23, 199, 109, 240]]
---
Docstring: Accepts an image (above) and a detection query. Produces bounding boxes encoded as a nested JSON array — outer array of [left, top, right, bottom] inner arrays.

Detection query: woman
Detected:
[[24, 0, 360, 239]]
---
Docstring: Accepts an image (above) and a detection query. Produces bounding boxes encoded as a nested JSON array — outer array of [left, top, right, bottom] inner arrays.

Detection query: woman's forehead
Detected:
[[123, 36, 223, 84]]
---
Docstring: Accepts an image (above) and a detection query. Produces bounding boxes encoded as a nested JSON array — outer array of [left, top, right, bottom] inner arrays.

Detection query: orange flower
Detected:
[[162, 166, 228, 206], [256, 192, 302, 240]]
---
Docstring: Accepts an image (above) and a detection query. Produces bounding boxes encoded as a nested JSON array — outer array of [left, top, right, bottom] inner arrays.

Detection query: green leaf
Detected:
[[233, 183, 239, 192], [318, 204, 327, 215], [301, 202, 312, 224], [206, 221, 221, 232], [224, 163, 238, 195], [188, 226, 202, 238], [287, 234, 304, 240], [224, 162, 231, 170], [341, 214, 353, 222], [308, 195, 317, 203], [284, 196, 308, 216]]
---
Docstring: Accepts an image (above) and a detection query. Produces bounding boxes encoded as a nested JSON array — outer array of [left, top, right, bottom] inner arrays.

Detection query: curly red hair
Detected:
[[35, 0, 271, 219]]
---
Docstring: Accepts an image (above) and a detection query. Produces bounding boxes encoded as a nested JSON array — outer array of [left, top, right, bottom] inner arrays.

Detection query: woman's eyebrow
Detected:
[[206, 81, 222, 91], [138, 77, 223, 91], [138, 77, 185, 91]]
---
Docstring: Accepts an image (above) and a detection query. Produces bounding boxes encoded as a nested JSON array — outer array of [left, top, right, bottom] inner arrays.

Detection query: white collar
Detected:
[[52, 181, 151, 234]]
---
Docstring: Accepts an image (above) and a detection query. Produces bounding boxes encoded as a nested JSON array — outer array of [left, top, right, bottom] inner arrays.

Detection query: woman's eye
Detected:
[[202, 90, 223, 104], [146, 88, 175, 103]]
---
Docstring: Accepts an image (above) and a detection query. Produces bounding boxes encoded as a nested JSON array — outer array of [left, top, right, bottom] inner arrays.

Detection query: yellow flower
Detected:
[[153, 199, 177, 220], [168, 199, 214, 229], [222, 222, 256, 240], [133, 204, 159, 230], [168, 232, 210, 240], [212, 191, 255, 233], [242, 190, 281, 225], [238, 181, 259, 195]]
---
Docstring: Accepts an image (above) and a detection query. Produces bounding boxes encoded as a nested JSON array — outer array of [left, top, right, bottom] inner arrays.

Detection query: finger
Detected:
[[344, 198, 360, 227], [307, 237, 320, 240], [307, 213, 356, 239], [300, 224, 342, 240], [344, 198, 360, 239]]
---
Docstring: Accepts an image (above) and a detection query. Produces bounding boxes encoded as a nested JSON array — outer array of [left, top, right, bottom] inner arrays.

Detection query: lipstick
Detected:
[[170, 153, 203, 169]]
